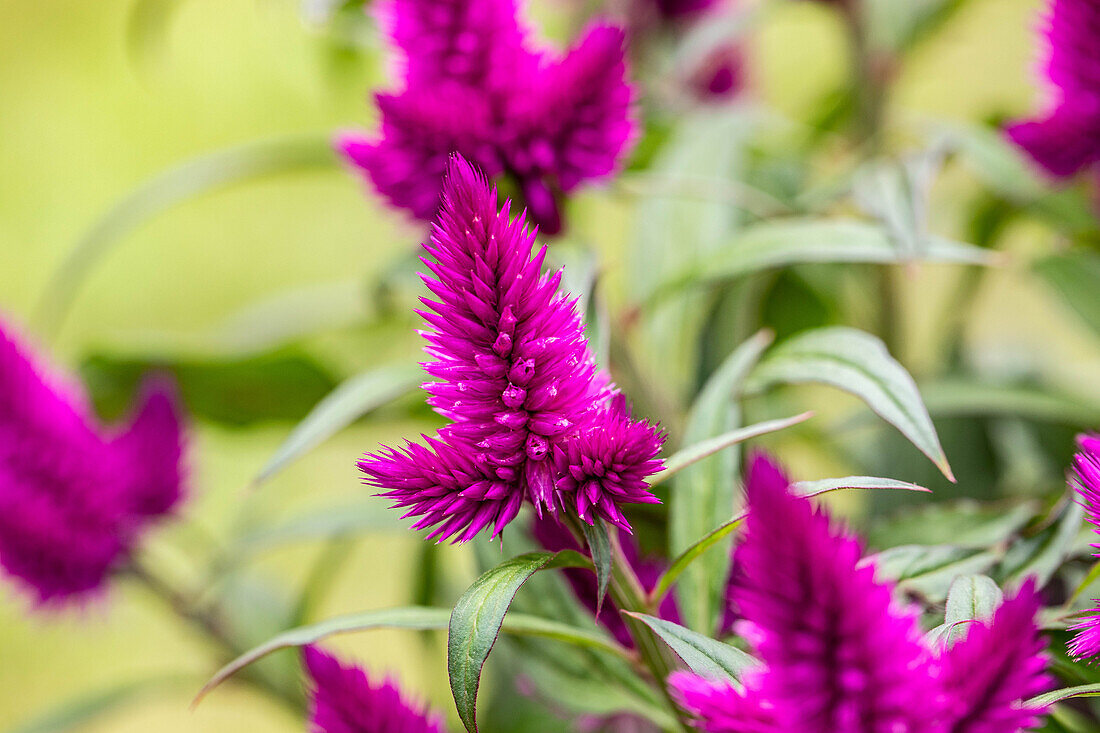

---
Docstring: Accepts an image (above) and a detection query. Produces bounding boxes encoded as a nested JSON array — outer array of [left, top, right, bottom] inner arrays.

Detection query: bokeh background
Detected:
[[1, 0, 1097, 731]]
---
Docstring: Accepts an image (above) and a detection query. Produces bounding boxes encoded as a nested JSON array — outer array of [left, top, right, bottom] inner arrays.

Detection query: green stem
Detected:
[[562, 513, 689, 731], [125, 559, 306, 714]]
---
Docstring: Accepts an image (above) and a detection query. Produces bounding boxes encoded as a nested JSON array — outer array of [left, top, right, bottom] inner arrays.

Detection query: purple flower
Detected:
[[531, 514, 679, 648], [731, 454, 937, 731], [339, 0, 636, 234], [934, 580, 1051, 733], [1006, 0, 1100, 181], [668, 672, 776, 733], [1068, 434, 1100, 659], [673, 453, 1050, 732], [553, 395, 664, 530], [652, 0, 722, 20], [361, 157, 663, 541], [303, 646, 445, 733], [0, 321, 186, 605], [687, 43, 745, 102]]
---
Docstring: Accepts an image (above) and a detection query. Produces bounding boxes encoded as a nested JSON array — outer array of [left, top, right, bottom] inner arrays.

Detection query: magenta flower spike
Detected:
[[1006, 0, 1100, 182], [339, 0, 636, 234], [1068, 434, 1100, 659], [935, 580, 1051, 733], [361, 157, 664, 542], [671, 453, 1050, 732], [552, 395, 664, 530], [731, 454, 937, 732], [0, 321, 186, 605], [303, 646, 445, 733]]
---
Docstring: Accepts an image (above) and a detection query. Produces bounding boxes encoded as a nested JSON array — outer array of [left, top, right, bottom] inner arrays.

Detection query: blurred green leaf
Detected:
[[8, 677, 184, 733], [746, 327, 953, 480], [650, 411, 814, 488], [223, 502, 396, 560], [870, 545, 1001, 603], [670, 330, 770, 634], [1029, 684, 1100, 708], [867, 500, 1037, 550], [652, 219, 995, 302], [852, 152, 943, 259], [448, 551, 593, 733], [625, 613, 755, 682], [81, 347, 339, 426], [921, 380, 1100, 426], [1035, 252, 1100, 337], [945, 574, 1003, 625], [1002, 499, 1085, 588], [34, 134, 338, 338], [254, 363, 421, 485]]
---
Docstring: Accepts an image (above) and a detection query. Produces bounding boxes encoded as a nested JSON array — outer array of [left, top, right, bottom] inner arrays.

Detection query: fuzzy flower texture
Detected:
[[0, 322, 186, 605], [1068, 433, 1100, 660], [339, 0, 635, 234], [671, 454, 1050, 733], [360, 156, 664, 543], [1007, 0, 1100, 184], [304, 646, 445, 733]]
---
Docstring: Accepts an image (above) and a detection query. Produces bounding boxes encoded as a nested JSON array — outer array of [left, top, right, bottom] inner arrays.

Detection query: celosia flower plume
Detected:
[[671, 453, 1050, 732], [1068, 433, 1100, 659], [361, 156, 663, 542], [339, 0, 636, 234], [303, 646, 445, 733], [0, 321, 186, 605], [1007, 0, 1100, 182]]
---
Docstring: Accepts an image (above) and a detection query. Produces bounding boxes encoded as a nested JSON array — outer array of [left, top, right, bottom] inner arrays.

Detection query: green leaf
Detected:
[[33, 134, 337, 338], [580, 520, 613, 616], [868, 500, 1037, 550], [448, 551, 592, 732], [196, 597, 615, 707], [1036, 252, 1100, 338], [870, 545, 1001, 603], [746, 326, 953, 480], [651, 219, 995, 302], [1002, 499, 1085, 588], [221, 501, 397, 562], [80, 348, 339, 427], [650, 411, 814, 488], [945, 574, 1003, 625], [1027, 683, 1100, 708], [1066, 559, 1100, 610], [625, 613, 755, 682], [670, 330, 771, 634], [254, 364, 421, 485], [653, 476, 930, 604], [921, 380, 1100, 426], [10, 677, 184, 733]]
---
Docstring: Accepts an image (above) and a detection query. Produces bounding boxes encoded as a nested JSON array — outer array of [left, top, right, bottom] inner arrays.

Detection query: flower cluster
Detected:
[[1007, 0, 1100, 181], [671, 454, 1050, 732], [360, 156, 664, 542], [339, 0, 636, 234], [1068, 434, 1100, 659], [0, 321, 186, 605], [303, 646, 445, 733]]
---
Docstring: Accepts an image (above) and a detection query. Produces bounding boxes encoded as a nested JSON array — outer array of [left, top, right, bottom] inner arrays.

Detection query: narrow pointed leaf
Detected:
[[580, 520, 613, 615], [448, 551, 592, 732], [746, 326, 953, 480], [254, 364, 421, 485], [1027, 684, 1100, 708], [625, 613, 755, 682], [1002, 499, 1085, 588], [649, 412, 813, 488], [670, 330, 771, 634], [945, 575, 1003, 625]]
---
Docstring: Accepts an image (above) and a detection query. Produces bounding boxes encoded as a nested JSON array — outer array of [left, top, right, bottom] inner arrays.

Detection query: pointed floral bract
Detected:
[[668, 672, 776, 733], [363, 157, 664, 541], [0, 321, 187, 605], [341, 0, 635, 233], [303, 646, 445, 733], [732, 453, 937, 731], [1068, 434, 1100, 659], [935, 580, 1050, 733], [1006, 0, 1100, 179]]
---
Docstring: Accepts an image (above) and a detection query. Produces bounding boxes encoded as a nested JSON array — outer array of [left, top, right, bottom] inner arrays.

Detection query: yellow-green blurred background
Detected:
[[1, 0, 1096, 731]]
